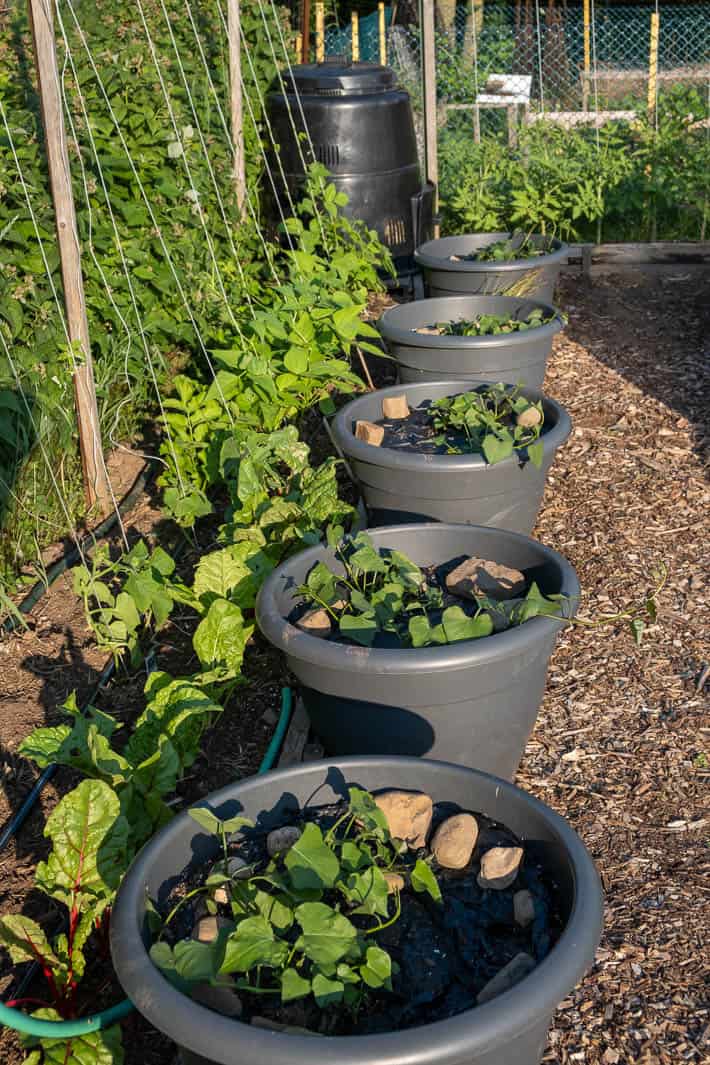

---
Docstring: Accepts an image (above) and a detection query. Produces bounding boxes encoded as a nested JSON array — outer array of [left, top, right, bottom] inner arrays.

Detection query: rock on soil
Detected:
[[446, 559, 527, 602], [266, 826, 302, 857], [374, 790, 433, 848], [430, 813, 479, 869], [296, 608, 332, 638], [478, 846, 524, 890], [355, 419, 385, 446], [513, 889, 536, 927]]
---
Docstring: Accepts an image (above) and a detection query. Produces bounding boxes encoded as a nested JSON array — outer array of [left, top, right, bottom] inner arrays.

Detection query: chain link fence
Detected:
[[326, 3, 710, 120]]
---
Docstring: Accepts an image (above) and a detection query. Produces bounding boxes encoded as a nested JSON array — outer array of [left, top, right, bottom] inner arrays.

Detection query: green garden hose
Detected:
[[0, 687, 293, 1038]]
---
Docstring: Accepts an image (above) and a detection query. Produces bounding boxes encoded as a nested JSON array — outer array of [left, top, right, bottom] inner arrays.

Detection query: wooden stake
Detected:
[[301, 0, 310, 63], [647, 11, 660, 118], [27, 0, 111, 513], [351, 10, 359, 62], [315, 1, 325, 62], [227, 0, 246, 215], [420, 0, 439, 237], [378, 1, 387, 65], [582, 0, 591, 110]]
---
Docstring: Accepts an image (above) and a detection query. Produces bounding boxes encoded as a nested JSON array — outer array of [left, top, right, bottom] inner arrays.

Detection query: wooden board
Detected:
[[566, 242, 710, 266]]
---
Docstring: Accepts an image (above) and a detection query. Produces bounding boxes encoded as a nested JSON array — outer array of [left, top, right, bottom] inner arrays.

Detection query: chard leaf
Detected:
[[36, 779, 129, 909], [193, 598, 252, 680], [0, 914, 64, 970]]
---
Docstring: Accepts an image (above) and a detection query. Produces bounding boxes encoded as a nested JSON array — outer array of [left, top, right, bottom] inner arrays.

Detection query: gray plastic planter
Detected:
[[256, 524, 579, 778], [377, 295, 564, 389], [111, 758, 603, 1065], [415, 233, 568, 302], [331, 380, 571, 532]]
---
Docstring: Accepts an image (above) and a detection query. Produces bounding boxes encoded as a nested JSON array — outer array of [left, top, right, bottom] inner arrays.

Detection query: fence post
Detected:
[[315, 1, 325, 62], [27, 0, 111, 513], [647, 11, 660, 119], [227, 0, 246, 215], [301, 0, 310, 62], [378, 1, 386, 65], [351, 10, 360, 62], [582, 0, 591, 110], [420, 0, 439, 237]]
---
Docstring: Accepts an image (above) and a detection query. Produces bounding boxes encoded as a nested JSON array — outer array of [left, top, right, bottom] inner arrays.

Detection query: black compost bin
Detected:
[[265, 61, 433, 275]]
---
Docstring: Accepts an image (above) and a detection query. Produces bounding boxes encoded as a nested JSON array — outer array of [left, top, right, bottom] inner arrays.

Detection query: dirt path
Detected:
[[1, 269, 708, 1064]]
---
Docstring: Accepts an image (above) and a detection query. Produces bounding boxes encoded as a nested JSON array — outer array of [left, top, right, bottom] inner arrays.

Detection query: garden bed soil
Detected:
[[1, 269, 709, 1064], [157, 800, 562, 1036]]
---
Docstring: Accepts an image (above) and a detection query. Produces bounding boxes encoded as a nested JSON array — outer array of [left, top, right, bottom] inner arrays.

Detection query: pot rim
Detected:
[[110, 756, 603, 1065], [331, 380, 572, 474], [255, 523, 580, 675], [377, 295, 564, 350], [414, 233, 569, 274]]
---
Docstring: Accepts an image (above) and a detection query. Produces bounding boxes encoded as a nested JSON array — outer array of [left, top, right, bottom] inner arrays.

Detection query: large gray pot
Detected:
[[377, 295, 564, 389], [415, 233, 568, 302], [256, 523, 579, 778], [111, 757, 603, 1065], [332, 380, 571, 532]]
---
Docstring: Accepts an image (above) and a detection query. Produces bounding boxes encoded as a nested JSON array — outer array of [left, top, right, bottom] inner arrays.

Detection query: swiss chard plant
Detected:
[[428, 383, 546, 467], [149, 786, 440, 1013]]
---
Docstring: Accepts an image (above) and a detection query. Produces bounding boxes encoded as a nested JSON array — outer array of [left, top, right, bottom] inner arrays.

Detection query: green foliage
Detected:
[[457, 232, 549, 263], [440, 89, 710, 241], [433, 308, 554, 337], [150, 787, 434, 1013], [429, 383, 546, 466]]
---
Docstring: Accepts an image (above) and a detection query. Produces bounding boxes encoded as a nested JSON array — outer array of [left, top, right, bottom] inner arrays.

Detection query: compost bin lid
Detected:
[[283, 61, 397, 96]]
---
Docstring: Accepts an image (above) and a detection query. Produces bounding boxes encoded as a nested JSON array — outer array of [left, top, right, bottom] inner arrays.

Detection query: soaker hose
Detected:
[[0, 687, 293, 1038]]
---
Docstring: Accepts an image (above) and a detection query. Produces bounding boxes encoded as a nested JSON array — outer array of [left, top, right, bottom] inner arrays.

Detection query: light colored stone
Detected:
[[296, 608, 331, 639], [430, 813, 479, 870], [516, 406, 543, 429], [355, 420, 384, 446], [267, 825, 302, 857], [191, 915, 233, 943], [414, 324, 443, 335], [382, 394, 410, 420], [383, 872, 405, 894], [446, 558, 527, 603], [476, 952, 536, 1004], [190, 981, 242, 1017], [513, 889, 536, 927], [477, 846, 524, 890], [374, 790, 433, 849]]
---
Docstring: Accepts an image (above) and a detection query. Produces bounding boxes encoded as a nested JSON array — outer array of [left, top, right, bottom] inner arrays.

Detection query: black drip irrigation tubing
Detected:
[[0, 460, 157, 637]]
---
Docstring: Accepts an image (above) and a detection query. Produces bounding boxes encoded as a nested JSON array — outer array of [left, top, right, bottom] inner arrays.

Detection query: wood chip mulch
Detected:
[[522, 269, 709, 1065], [0, 268, 708, 1064]]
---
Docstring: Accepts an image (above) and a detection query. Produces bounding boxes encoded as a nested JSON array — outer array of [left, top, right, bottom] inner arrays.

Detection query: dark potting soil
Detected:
[[371, 401, 548, 457], [287, 555, 532, 649], [157, 800, 564, 1036]]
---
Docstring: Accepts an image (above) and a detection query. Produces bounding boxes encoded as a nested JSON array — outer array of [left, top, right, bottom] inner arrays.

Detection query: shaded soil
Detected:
[[158, 801, 562, 1035], [0, 268, 708, 1063]]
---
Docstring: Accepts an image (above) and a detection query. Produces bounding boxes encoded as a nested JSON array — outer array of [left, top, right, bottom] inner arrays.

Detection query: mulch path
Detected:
[[0, 268, 708, 1064]]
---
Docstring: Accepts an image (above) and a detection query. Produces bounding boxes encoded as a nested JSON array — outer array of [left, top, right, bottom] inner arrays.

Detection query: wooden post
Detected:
[[378, 1, 387, 65], [420, 0, 439, 237], [351, 10, 359, 62], [27, 0, 111, 513], [582, 0, 591, 110], [315, 1, 325, 62], [227, 0, 246, 215], [647, 11, 659, 118], [301, 0, 310, 63]]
